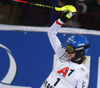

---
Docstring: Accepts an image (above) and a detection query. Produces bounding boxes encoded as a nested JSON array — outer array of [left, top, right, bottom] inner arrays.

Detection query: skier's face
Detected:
[[66, 51, 76, 60]]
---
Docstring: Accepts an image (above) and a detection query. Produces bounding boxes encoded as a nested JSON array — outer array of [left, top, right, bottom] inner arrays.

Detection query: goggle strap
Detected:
[[75, 43, 90, 51], [84, 43, 90, 49]]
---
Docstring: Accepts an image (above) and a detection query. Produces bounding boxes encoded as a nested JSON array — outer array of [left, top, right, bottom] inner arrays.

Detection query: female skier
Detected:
[[41, 5, 90, 88]]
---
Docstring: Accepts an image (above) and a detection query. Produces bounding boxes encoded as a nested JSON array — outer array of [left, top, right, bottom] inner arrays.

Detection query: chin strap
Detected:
[[71, 58, 84, 64], [71, 50, 85, 64]]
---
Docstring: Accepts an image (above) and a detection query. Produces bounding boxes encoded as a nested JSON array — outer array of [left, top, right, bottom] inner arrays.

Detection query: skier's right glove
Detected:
[[55, 5, 77, 23]]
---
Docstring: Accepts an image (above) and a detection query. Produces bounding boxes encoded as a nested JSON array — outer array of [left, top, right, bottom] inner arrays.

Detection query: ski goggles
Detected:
[[66, 45, 75, 54], [66, 43, 90, 54]]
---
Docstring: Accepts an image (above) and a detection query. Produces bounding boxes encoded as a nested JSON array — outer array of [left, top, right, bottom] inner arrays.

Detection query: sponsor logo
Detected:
[[82, 81, 86, 88], [59, 53, 68, 62], [84, 73, 89, 80], [78, 43, 85, 46], [0, 44, 32, 88], [75, 47, 84, 51]]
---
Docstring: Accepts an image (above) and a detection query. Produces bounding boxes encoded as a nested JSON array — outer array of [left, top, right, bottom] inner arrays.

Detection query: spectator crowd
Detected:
[[0, 0, 100, 30]]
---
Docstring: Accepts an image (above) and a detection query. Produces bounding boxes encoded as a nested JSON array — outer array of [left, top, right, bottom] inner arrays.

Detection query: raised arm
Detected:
[[47, 5, 77, 56], [47, 19, 64, 56]]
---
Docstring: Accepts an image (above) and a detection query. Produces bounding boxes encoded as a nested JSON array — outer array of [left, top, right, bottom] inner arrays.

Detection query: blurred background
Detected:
[[0, 0, 100, 30]]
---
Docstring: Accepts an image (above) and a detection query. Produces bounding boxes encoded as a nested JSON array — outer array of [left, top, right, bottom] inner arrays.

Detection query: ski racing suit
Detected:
[[41, 19, 90, 88]]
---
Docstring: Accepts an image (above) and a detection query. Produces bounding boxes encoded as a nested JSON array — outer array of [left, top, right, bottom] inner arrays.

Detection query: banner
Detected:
[[0, 31, 99, 88]]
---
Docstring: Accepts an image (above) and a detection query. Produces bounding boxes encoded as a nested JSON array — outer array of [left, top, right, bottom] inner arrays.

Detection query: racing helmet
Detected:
[[65, 35, 90, 62]]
